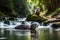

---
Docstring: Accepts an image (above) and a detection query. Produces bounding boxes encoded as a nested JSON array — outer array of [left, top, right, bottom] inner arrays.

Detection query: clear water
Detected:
[[0, 28, 60, 40]]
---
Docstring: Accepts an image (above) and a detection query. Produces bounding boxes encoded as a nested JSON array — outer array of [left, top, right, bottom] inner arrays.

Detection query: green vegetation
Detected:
[[0, 0, 29, 17], [0, 0, 60, 23], [26, 0, 60, 23], [48, 8, 60, 17], [26, 13, 47, 22]]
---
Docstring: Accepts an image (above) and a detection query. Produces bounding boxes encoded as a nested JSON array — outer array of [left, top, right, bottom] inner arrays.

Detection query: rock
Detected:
[[30, 24, 37, 30], [51, 24, 60, 28], [4, 20, 10, 25], [15, 22, 38, 30], [30, 23, 38, 39], [8, 17, 14, 20], [15, 22, 38, 38], [15, 25, 30, 30]]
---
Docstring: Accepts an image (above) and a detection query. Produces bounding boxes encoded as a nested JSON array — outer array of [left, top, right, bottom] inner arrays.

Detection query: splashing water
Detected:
[[36, 23, 53, 29], [36, 23, 53, 35], [0, 37, 7, 40], [16, 18, 26, 21]]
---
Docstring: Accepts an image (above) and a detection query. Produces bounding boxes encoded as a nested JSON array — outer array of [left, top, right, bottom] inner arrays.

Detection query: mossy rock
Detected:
[[26, 14, 47, 22]]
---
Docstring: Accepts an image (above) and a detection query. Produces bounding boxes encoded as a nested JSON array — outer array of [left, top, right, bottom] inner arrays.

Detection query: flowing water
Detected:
[[0, 21, 60, 40], [0, 28, 60, 40]]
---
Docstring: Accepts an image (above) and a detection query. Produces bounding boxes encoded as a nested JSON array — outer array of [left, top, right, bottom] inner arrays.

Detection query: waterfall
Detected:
[[0, 22, 6, 35], [32, 22, 40, 26], [47, 23, 53, 28], [41, 22, 44, 26], [36, 22, 53, 35], [47, 23, 53, 35], [16, 18, 26, 21], [36, 22, 53, 28]]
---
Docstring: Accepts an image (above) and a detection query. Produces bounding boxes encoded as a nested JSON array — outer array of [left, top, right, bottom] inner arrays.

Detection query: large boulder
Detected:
[[14, 22, 38, 38], [15, 24, 30, 30], [15, 21, 39, 30], [14, 22, 39, 38]]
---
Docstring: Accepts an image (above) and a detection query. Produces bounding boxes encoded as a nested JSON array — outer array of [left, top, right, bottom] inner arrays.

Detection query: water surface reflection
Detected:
[[0, 28, 60, 40]]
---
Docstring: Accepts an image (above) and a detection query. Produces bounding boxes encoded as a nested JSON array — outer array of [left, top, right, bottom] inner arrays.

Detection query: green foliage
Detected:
[[13, 0, 29, 17], [0, 0, 29, 17], [27, 0, 40, 14], [47, 8, 60, 17], [26, 13, 47, 22], [0, 0, 59, 18]]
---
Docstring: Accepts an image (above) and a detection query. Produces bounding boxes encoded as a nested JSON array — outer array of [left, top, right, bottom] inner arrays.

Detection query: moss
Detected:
[[26, 14, 32, 21], [26, 13, 47, 22]]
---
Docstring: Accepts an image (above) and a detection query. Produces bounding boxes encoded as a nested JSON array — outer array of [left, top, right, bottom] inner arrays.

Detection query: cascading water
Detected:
[[36, 22, 53, 29], [41, 22, 44, 26], [0, 17, 54, 39], [0, 18, 26, 34], [0, 22, 6, 34], [47, 23, 53, 35], [36, 22, 53, 35], [16, 18, 26, 21]]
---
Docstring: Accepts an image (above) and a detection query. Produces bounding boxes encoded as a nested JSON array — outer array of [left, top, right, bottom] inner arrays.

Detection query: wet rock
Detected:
[[8, 17, 14, 20], [15, 25, 30, 30], [15, 22, 38, 30], [51, 24, 60, 28], [30, 23, 38, 39], [15, 22, 38, 39], [4, 20, 10, 25]]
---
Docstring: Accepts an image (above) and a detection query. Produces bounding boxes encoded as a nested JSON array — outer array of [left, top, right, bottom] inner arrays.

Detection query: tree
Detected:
[[13, 0, 29, 17]]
